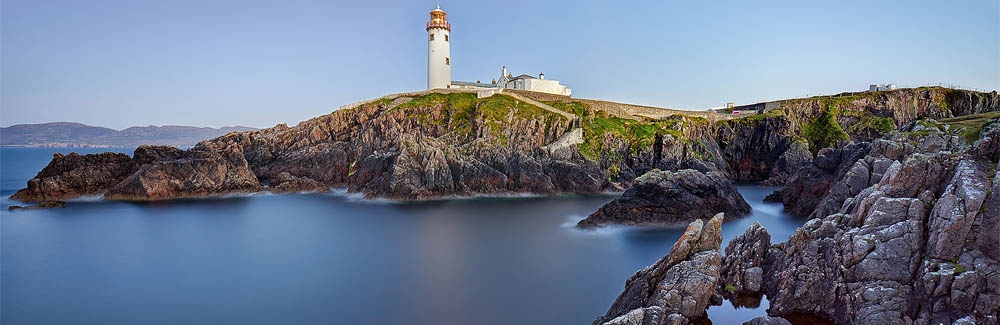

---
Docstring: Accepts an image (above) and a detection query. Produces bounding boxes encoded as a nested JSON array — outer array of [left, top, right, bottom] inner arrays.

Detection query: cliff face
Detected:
[[720, 126, 1000, 324], [10, 88, 998, 202], [776, 87, 1000, 131]]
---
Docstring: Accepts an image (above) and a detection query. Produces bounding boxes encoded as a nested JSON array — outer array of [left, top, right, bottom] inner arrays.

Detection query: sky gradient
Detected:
[[2, 0, 998, 129]]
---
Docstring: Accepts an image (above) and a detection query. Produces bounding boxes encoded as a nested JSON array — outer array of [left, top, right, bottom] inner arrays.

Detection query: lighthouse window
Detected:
[[445, 35, 449, 42], [429, 34, 435, 41], [445, 57, 450, 65]]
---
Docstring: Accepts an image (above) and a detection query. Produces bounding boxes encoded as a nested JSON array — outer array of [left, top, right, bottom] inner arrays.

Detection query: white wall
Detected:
[[427, 28, 451, 90], [523, 78, 571, 96]]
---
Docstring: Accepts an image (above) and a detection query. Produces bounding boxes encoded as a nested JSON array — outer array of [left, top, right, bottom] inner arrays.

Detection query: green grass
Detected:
[[545, 100, 691, 160], [802, 102, 850, 155], [845, 114, 896, 135], [547, 101, 590, 117], [955, 264, 967, 275], [938, 111, 1000, 143], [388, 93, 567, 142], [576, 110, 683, 160], [725, 284, 737, 293]]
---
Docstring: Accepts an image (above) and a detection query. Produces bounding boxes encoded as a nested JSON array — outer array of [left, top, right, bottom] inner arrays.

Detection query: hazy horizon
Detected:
[[2, 0, 998, 129]]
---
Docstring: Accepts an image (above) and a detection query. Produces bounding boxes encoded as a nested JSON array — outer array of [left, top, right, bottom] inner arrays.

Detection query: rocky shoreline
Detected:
[[593, 116, 1000, 324], [7, 86, 1000, 324], [17, 87, 995, 204]]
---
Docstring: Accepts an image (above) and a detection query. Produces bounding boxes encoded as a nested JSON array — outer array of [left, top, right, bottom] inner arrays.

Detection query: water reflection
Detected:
[[1, 148, 809, 324]]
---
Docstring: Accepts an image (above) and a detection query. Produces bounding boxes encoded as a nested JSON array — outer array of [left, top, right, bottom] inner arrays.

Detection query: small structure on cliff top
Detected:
[[869, 83, 896, 91], [425, 6, 571, 96]]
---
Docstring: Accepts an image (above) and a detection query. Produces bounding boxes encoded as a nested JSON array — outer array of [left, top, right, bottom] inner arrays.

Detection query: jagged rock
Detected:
[[715, 115, 800, 182], [979, 161, 1000, 259], [10, 89, 998, 203], [593, 214, 725, 325], [132, 145, 185, 166], [973, 118, 1000, 162], [761, 139, 811, 186], [578, 169, 750, 229], [720, 222, 771, 297], [724, 132, 1000, 324], [104, 143, 262, 200], [269, 172, 327, 193], [7, 200, 67, 211], [10, 152, 135, 202], [768, 142, 871, 217], [926, 160, 990, 260], [742, 316, 791, 325]]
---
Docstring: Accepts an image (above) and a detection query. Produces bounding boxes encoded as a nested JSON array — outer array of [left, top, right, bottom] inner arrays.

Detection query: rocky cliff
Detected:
[[720, 124, 1000, 324], [11, 87, 998, 202]]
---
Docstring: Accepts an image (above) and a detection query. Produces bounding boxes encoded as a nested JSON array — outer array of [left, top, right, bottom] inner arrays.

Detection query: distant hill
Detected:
[[0, 122, 256, 148]]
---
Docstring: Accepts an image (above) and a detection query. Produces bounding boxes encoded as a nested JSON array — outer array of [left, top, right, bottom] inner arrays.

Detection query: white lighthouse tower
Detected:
[[426, 5, 451, 90]]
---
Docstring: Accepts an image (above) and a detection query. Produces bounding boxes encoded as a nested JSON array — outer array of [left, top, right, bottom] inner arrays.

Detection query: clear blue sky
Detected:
[[2, 0, 998, 129]]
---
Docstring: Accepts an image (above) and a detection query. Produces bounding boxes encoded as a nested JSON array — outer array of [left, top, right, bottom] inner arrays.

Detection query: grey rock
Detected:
[[742, 316, 792, 325], [578, 169, 750, 228], [594, 214, 725, 325]]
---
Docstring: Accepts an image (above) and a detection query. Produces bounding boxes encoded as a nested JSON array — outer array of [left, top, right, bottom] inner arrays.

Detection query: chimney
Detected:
[[539, 72, 545, 79], [501, 66, 507, 78]]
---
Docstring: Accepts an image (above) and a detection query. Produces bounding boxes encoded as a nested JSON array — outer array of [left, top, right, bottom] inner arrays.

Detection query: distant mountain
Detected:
[[0, 122, 256, 148]]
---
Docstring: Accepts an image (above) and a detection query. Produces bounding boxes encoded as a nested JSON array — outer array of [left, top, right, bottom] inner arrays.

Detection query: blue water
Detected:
[[1, 148, 804, 324]]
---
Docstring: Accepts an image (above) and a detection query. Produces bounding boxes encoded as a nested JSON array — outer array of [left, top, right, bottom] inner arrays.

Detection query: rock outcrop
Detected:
[[577, 169, 750, 229], [104, 143, 262, 200], [721, 127, 1000, 324], [10, 88, 998, 202], [765, 142, 872, 217], [11, 152, 135, 202], [594, 213, 725, 325], [715, 115, 809, 184], [742, 316, 791, 325], [719, 222, 771, 298]]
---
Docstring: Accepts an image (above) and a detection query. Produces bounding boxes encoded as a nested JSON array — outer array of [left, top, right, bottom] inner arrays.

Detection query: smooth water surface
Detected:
[[1, 148, 805, 324]]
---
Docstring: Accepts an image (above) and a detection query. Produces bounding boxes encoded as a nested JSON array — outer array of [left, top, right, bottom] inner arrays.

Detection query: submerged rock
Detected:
[[7, 200, 67, 211], [578, 169, 750, 229], [593, 213, 725, 325]]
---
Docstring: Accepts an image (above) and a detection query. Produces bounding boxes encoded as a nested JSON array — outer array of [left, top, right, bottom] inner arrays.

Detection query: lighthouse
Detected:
[[426, 5, 451, 90]]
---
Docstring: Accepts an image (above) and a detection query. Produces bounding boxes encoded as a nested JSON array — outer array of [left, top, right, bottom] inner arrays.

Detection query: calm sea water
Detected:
[[1, 148, 805, 324]]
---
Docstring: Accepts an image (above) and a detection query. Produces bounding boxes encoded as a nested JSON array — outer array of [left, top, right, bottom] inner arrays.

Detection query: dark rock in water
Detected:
[[11, 152, 135, 202], [719, 222, 771, 298], [7, 200, 67, 211], [577, 169, 750, 229], [594, 214, 725, 325], [741, 316, 791, 325], [769, 142, 871, 217]]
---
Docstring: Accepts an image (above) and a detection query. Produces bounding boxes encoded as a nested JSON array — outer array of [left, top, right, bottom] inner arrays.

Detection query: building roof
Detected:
[[511, 74, 537, 80]]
